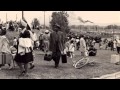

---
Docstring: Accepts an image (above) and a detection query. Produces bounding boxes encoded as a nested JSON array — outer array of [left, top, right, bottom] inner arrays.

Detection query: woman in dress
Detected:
[[15, 30, 34, 76], [0, 28, 13, 70]]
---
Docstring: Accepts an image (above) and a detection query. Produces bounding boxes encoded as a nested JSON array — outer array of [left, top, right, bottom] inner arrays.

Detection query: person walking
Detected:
[[14, 30, 34, 76], [49, 24, 65, 68], [80, 35, 87, 58]]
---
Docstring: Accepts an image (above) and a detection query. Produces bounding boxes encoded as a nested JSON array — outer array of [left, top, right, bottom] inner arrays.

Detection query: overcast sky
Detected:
[[0, 11, 120, 26]]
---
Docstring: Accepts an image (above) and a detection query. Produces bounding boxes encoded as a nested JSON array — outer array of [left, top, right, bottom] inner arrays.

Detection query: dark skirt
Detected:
[[14, 52, 33, 64]]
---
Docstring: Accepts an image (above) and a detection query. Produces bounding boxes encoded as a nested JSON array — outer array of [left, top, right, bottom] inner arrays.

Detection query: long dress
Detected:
[[80, 38, 86, 52], [0, 35, 12, 65]]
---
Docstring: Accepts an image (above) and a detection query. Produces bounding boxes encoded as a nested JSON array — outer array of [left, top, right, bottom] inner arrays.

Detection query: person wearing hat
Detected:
[[49, 24, 65, 68], [14, 30, 34, 76], [17, 19, 35, 70], [39, 33, 44, 51], [42, 30, 50, 54]]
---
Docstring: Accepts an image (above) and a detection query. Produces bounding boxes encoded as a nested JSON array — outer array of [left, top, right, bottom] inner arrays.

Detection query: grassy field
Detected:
[[0, 49, 120, 79]]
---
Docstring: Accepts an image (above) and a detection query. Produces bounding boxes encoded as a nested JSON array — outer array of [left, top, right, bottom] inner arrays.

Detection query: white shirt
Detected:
[[69, 43, 75, 52], [76, 39, 80, 43], [33, 33, 38, 41], [80, 37, 86, 52], [18, 38, 33, 54], [116, 39, 120, 47]]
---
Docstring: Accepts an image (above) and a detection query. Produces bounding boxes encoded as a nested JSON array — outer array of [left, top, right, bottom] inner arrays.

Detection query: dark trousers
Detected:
[[76, 42, 80, 50], [117, 47, 120, 54], [39, 40, 43, 50], [33, 41, 37, 49], [52, 51, 61, 66]]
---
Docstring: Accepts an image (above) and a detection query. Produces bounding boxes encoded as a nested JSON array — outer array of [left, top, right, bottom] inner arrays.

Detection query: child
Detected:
[[64, 40, 70, 57], [10, 46, 17, 68], [13, 37, 17, 49], [69, 40, 75, 58], [35, 40, 40, 50]]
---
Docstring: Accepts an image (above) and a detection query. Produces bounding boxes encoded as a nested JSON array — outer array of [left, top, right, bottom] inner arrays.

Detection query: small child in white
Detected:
[[69, 40, 75, 58]]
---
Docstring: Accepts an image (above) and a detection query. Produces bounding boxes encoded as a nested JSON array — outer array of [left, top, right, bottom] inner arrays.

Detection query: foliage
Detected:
[[50, 11, 70, 34]]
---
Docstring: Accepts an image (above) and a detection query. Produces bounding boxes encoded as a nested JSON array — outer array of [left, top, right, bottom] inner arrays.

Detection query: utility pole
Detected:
[[49, 15, 50, 28], [6, 13, 7, 23], [16, 14, 17, 21], [113, 25, 115, 40], [44, 11, 46, 29], [22, 11, 24, 19]]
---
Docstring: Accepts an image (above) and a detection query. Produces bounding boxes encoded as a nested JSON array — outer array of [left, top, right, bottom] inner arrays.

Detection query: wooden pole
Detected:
[[44, 11, 46, 29], [113, 25, 115, 40], [22, 11, 24, 19], [16, 14, 17, 21], [6, 13, 7, 22]]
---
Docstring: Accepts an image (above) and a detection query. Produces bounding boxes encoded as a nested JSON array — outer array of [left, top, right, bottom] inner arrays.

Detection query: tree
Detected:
[[31, 18, 40, 30], [50, 11, 70, 34]]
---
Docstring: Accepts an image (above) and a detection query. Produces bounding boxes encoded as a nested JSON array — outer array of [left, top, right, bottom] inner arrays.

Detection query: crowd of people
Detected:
[[1, 18, 120, 77]]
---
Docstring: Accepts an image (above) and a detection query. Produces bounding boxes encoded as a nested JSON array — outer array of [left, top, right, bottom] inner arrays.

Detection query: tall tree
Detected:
[[50, 11, 70, 34]]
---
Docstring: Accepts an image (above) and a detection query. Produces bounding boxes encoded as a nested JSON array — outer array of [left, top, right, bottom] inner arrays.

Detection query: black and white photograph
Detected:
[[0, 11, 120, 79]]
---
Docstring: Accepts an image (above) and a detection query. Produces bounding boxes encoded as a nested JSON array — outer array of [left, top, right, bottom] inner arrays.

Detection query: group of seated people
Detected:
[[88, 45, 97, 56]]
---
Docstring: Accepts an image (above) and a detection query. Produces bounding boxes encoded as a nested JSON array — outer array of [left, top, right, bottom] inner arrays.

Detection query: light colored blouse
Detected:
[[0, 35, 11, 54]]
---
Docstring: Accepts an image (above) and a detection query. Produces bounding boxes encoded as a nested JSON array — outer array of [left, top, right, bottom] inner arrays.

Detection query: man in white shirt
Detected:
[[32, 31, 38, 50], [80, 35, 87, 56]]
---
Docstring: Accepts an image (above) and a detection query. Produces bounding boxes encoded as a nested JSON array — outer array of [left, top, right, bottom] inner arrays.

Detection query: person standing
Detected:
[[43, 30, 50, 54], [113, 39, 117, 51], [32, 31, 38, 50], [69, 40, 75, 58], [39, 33, 44, 51], [49, 24, 65, 68], [0, 28, 13, 70], [76, 37, 80, 50], [80, 35, 87, 57], [116, 37, 120, 54], [73, 35, 88, 68], [13, 37, 17, 49]]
